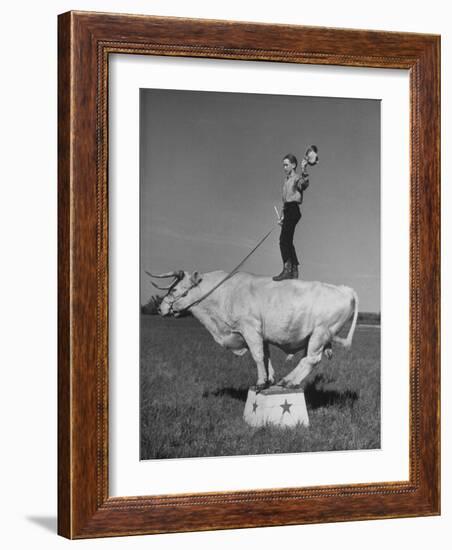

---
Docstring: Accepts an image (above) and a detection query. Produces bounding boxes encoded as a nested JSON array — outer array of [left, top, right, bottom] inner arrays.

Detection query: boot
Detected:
[[291, 263, 299, 279], [273, 261, 292, 281]]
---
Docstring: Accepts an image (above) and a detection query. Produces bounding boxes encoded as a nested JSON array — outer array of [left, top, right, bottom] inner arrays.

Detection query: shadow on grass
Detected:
[[305, 374, 358, 409], [202, 375, 359, 409], [203, 387, 249, 401]]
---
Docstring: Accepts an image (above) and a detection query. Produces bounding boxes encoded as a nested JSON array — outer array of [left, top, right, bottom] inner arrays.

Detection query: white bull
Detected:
[[151, 270, 359, 389]]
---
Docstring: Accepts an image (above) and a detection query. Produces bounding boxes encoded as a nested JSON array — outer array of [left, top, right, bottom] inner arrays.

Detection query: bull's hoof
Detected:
[[256, 380, 275, 393], [276, 379, 303, 390]]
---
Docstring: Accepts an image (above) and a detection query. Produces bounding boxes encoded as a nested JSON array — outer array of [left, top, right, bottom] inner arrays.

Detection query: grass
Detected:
[[140, 315, 380, 459]]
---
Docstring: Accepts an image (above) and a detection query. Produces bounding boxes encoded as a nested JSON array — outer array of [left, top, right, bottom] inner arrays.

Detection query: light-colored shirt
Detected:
[[282, 172, 309, 204]]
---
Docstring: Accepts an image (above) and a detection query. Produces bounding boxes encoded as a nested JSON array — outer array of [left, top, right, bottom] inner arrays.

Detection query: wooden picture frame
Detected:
[[58, 11, 440, 539]]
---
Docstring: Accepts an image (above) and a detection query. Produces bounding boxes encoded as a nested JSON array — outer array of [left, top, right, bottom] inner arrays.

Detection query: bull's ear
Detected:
[[190, 271, 202, 285]]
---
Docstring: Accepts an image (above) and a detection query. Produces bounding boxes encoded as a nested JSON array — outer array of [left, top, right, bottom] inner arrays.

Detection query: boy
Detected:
[[273, 146, 318, 281]]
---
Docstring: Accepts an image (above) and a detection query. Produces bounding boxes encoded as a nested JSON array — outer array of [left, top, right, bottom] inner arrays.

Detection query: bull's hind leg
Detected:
[[278, 327, 329, 388]]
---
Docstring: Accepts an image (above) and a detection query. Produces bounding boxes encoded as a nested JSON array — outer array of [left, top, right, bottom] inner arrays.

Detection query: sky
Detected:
[[140, 89, 380, 312]]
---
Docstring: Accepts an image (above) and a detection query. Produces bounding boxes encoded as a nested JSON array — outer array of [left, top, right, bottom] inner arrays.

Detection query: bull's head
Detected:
[[146, 270, 203, 317]]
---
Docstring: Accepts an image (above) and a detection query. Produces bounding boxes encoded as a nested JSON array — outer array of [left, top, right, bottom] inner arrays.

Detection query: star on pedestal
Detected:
[[252, 401, 258, 413], [280, 399, 292, 414]]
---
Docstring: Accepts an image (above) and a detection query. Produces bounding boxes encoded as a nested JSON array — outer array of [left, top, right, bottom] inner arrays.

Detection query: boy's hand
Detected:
[[278, 215, 284, 226]]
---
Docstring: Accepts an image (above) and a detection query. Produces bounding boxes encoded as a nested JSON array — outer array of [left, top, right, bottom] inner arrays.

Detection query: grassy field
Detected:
[[140, 315, 380, 459]]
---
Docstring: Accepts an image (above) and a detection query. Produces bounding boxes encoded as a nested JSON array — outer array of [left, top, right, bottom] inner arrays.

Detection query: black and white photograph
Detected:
[[1, 0, 445, 546], [140, 88, 381, 460]]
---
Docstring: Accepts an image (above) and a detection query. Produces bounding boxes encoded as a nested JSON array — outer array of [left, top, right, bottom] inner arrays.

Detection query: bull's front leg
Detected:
[[263, 342, 275, 385], [243, 329, 268, 390]]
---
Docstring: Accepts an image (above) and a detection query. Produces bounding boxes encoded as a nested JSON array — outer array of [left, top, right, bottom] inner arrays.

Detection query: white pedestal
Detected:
[[243, 386, 310, 428]]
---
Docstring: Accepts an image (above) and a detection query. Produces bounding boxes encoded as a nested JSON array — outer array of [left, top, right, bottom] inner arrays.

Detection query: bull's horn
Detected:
[[150, 281, 177, 291], [145, 270, 183, 279]]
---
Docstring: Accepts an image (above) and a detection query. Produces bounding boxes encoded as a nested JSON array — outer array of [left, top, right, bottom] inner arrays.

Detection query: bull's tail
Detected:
[[333, 289, 359, 349]]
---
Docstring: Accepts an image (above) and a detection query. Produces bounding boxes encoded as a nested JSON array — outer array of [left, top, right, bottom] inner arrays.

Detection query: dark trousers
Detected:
[[279, 202, 301, 266]]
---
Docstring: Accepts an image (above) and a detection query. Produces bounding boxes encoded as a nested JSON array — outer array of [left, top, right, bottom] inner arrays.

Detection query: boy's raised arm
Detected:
[[296, 172, 310, 191]]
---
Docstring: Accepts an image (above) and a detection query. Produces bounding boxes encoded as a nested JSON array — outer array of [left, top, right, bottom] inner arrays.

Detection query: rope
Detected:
[[180, 225, 276, 311]]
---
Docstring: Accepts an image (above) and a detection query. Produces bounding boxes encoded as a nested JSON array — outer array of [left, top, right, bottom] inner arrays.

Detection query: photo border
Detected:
[[111, 58, 408, 495], [58, 11, 440, 538]]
